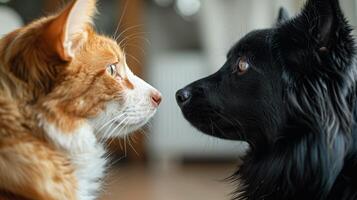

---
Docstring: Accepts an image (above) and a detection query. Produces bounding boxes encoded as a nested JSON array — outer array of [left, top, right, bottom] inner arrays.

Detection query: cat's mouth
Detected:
[[91, 98, 159, 139]]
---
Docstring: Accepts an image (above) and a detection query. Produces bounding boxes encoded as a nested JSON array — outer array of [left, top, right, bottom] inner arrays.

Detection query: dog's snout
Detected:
[[176, 88, 192, 106]]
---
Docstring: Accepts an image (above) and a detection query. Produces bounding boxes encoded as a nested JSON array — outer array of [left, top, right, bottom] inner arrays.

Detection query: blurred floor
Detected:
[[101, 163, 237, 200]]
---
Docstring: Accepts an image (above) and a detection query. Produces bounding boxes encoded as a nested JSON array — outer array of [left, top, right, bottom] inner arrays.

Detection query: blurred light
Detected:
[[154, 0, 174, 7], [0, 0, 10, 3], [175, 0, 201, 17], [0, 6, 23, 36]]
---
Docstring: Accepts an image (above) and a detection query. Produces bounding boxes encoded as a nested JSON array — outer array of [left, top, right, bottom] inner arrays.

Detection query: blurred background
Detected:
[[1, 0, 357, 199]]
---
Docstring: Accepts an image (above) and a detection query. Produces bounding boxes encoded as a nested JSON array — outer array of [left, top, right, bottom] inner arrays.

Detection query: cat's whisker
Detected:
[[124, 131, 128, 157], [97, 113, 126, 132], [106, 117, 128, 139], [121, 35, 150, 48], [105, 137, 116, 150], [118, 32, 147, 50], [123, 43, 146, 56], [127, 135, 139, 156], [125, 53, 142, 66], [119, 32, 147, 46], [113, 0, 130, 40], [100, 121, 124, 142], [115, 24, 144, 42]]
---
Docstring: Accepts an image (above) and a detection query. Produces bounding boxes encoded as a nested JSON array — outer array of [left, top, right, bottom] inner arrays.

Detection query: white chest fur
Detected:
[[43, 122, 107, 200]]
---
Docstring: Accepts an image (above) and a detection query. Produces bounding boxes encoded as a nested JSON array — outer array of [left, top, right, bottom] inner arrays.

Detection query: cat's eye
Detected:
[[106, 63, 118, 76], [233, 57, 250, 75]]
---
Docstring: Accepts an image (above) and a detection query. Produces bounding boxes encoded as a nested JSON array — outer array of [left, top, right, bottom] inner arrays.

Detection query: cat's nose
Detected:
[[151, 90, 162, 107], [176, 88, 192, 107]]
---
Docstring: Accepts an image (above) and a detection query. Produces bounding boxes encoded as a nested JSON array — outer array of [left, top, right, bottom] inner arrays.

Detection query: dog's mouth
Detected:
[[176, 87, 244, 141], [180, 108, 244, 141]]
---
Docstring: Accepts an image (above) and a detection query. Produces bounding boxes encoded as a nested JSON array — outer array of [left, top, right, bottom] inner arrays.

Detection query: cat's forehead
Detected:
[[86, 34, 125, 62]]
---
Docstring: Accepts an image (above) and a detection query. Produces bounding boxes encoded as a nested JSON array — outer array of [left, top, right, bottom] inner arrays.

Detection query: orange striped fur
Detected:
[[0, 0, 161, 199]]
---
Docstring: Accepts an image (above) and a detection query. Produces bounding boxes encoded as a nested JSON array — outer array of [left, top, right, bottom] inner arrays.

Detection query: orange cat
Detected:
[[0, 0, 161, 199]]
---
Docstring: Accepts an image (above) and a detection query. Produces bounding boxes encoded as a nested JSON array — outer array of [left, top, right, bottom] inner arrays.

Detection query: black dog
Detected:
[[176, 0, 357, 199]]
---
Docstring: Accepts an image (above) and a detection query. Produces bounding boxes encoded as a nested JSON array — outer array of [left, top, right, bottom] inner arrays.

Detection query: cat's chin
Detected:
[[90, 94, 158, 139], [113, 117, 151, 138], [91, 114, 153, 140]]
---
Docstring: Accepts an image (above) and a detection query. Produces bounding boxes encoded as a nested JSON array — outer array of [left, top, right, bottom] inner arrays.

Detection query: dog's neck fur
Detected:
[[42, 120, 106, 200], [237, 102, 357, 200]]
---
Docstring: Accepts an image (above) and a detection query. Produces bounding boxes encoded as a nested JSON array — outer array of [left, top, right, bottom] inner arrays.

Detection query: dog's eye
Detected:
[[106, 63, 118, 77], [233, 57, 250, 75]]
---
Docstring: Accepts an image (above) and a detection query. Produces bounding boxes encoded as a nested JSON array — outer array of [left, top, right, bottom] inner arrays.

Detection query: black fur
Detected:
[[176, 0, 357, 199]]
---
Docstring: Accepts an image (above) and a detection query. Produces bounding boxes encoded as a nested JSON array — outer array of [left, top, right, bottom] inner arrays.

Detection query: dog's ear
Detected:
[[299, 0, 346, 47], [275, 0, 354, 73], [280, 0, 350, 50], [43, 0, 97, 61], [276, 7, 290, 25]]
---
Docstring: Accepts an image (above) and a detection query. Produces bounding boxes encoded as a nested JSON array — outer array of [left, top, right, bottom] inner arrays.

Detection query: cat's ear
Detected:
[[275, 7, 290, 25], [43, 0, 97, 61]]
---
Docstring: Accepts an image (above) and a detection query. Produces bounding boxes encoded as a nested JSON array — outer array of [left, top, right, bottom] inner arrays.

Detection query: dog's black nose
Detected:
[[176, 89, 192, 106]]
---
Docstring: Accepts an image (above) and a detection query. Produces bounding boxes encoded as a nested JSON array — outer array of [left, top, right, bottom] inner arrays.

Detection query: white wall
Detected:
[[198, 0, 300, 71], [199, 0, 357, 72]]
